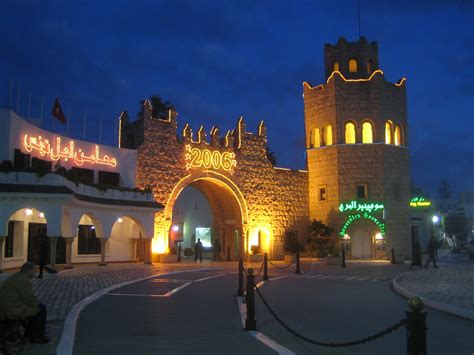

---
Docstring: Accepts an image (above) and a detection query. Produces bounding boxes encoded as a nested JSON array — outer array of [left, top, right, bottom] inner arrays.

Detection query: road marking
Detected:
[[193, 273, 227, 282], [357, 277, 369, 281], [318, 275, 333, 279], [346, 276, 360, 280], [332, 275, 347, 279]]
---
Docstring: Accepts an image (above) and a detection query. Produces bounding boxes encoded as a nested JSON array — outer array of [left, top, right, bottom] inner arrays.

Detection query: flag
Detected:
[[52, 98, 67, 124]]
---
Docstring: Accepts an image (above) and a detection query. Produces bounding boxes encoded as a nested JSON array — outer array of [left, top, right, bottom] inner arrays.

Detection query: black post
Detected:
[[342, 248, 346, 268], [391, 248, 395, 264], [237, 257, 243, 296], [227, 246, 231, 261], [245, 268, 256, 331], [406, 297, 427, 355], [177, 241, 182, 262], [295, 249, 301, 274], [263, 253, 269, 281]]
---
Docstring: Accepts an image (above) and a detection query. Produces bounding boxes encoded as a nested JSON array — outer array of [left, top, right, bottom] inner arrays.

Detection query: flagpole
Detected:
[[67, 112, 70, 137], [9, 80, 12, 109], [40, 97, 44, 128], [83, 114, 86, 139], [28, 91, 31, 120], [99, 117, 103, 144]]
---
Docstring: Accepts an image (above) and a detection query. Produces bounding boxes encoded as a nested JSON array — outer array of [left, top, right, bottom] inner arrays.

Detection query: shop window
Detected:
[[319, 187, 327, 201], [322, 125, 333, 146], [345, 122, 356, 144], [357, 184, 367, 199], [362, 122, 373, 143], [77, 225, 101, 254], [349, 58, 358, 72], [394, 125, 402, 146], [332, 61, 340, 72], [385, 121, 393, 144], [4, 221, 15, 258]]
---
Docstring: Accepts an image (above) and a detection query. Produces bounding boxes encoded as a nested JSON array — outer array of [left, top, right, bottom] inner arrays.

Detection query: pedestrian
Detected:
[[37, 234, 49, 279], [194, 238, 203, 262], [424, 236, 439, 269], [0, 262, 50, 343], [410, 241, 422, 270], [213, 238, 221, 261]]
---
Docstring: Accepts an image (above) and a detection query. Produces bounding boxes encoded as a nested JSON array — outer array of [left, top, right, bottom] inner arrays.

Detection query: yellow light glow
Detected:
[[394, 125, 401, 146], [315, 128, 320, 147], [362, 122, 373, 144], [385, 121, 393, 144], [248, 225, 271, 254], [39, 212, 45, 218], [258, 121, 265, 137], [349, 58, 358, 72], [333, 61, 339, 72], [23, 134, 117, 167], [303, 70, 407, 90], [237, 117, 243, 149], [323, 125, 332, 146], [152, 236, 166, 254], [25, 208, 33, 216], [345, 122, 356, 144]]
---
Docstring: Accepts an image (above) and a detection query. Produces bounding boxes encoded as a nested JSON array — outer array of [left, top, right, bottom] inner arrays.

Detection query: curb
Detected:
[[392, 273, 474, 321], [56, 267, 216, 355]]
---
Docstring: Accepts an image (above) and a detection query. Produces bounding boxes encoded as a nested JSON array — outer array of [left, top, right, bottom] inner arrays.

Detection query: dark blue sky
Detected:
[[1, 0, 472, 196]]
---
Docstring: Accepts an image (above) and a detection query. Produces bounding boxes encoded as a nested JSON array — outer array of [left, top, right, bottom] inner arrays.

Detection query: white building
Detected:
[[0, 109, 161, 272]]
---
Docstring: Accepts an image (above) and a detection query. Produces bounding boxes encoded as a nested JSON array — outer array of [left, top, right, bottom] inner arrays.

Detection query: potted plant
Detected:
[[248, 245, 263, 262]]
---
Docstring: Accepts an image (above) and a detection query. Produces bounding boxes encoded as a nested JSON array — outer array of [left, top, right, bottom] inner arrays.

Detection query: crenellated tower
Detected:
[[304, 36, 411, 259]]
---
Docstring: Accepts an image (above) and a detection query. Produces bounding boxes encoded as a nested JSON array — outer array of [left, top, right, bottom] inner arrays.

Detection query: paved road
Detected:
[[74, 264, 474, 355]]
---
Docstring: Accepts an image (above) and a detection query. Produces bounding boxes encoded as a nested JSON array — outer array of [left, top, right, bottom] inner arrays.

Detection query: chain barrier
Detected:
[[268, 256, 296, 270], [254, 261, 265, 278], [379, 250, 392, 259], [255, 286, 407, 347]]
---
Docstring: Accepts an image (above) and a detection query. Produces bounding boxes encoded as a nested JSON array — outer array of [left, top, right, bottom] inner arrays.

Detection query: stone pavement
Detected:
[[393, 251, 474, 320]]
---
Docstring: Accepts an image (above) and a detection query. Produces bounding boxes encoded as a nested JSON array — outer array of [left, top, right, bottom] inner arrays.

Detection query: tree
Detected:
[[139, 95, 175, 119], [437, 179, 451, 199], [266, 147, 277, 166], [305, 220, 339, 257]]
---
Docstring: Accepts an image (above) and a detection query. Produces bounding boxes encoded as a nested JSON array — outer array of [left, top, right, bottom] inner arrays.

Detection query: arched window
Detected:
[[314, 128, 320, 148], [362, 122, 373, 143], [394, 125, 402, 146], [345, 122, 356, 144], [385, 121, 393, 144], [368, 59, 374, 74], [332, 61, 340, 72], [349, 58, 358, 72], [322, 125, 332, 146], [309, 129, 314, 148]]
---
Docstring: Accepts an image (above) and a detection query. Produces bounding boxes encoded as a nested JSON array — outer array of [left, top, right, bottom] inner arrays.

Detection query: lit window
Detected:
[[385, 121, 393, 144], [362, 122, 373, 143], [322, 125, 332, 146], [333, 61, 340, 72], [349, 58, 358, 72], [368, 59, 374, 74], [357, 184, 367, 199], [319, 187, 327, 201], [309, 129, 314, 148], [394, 125, 402, 146], [345, 122, 356, 144], [314, 128, 320, 147]]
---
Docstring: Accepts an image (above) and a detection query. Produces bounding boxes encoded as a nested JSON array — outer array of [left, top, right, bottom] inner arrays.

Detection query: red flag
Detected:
[[52, 98, 67, 124]]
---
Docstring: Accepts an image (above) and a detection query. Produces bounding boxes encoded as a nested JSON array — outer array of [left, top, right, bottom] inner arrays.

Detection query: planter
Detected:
[[159, 254, 178, 263], [325, 256, 342, 265], [248, 254, 263, 262]]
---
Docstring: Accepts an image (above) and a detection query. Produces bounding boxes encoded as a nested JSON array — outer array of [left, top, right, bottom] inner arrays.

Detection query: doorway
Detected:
[[351, 231, 372, 258], [27, 223, 66, 264]]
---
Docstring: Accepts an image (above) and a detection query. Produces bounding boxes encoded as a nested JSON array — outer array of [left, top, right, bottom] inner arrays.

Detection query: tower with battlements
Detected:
[[304, 37, 411, 259]]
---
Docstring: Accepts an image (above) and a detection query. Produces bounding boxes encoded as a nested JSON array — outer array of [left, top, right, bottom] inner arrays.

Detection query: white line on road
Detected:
[[345, 276, 360, 280]]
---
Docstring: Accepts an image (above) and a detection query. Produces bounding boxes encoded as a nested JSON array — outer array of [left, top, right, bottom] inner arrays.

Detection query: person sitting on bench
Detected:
[[0, 262, 50, 344]]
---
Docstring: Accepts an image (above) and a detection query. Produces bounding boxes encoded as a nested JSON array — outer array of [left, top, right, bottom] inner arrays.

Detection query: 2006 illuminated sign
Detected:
[[185, 144, 237, 173]]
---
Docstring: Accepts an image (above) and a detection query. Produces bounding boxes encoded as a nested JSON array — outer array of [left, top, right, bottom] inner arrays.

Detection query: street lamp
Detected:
[[432, 215, 439, 224]]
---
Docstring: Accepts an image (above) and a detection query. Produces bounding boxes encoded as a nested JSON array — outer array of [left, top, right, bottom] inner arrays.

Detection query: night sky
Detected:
[[1, 0, 472, 196]]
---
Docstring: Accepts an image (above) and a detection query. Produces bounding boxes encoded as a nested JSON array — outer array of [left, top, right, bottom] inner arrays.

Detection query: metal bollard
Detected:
[[263, 253, 269, 281], [245, 268, 256, 330], [295, 249, 301, 274], [406, 297, 427, 355], [342, 248, 346, 268], [391, 248, 395, 264], [237, 257, 244, 296]]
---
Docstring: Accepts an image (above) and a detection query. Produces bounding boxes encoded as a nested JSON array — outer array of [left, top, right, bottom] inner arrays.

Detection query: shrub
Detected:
[[250, 245, 260, 255], [305, 219, 340, 258], [284, 231, 302, 253]]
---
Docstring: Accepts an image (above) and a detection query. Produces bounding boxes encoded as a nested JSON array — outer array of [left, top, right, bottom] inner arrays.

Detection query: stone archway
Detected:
[[154, 171, 248, 260]]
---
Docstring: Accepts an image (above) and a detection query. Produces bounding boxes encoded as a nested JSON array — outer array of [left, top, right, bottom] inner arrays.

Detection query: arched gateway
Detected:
[[120, 101, 308, 260]]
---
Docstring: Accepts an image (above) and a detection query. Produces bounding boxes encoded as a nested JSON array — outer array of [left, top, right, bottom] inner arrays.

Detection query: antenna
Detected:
[[357, 0, 362, 38]]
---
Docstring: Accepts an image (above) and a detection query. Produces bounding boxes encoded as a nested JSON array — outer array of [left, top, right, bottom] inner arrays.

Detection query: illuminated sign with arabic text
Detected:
[[339, 212, 386, 237], [185, 144, 236, 173], [338, 200, 384, 213], [410, 197, 431, 208], [23, 134, 117, 167]]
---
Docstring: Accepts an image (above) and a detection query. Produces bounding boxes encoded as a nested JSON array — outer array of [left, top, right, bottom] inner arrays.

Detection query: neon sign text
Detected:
[[185, 145, 237, 173], [410, 197, 431, 208], [339, 200, 384, 213], [339, 212, 385, 237], [23, 134, 117, 167]]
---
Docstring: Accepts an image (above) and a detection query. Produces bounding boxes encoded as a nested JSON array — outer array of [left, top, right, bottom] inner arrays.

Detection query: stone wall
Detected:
[[126, 101, 308, 259]]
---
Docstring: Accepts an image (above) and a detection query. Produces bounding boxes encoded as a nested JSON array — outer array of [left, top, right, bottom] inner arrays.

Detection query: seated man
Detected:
[[0, 262, 50, 343]]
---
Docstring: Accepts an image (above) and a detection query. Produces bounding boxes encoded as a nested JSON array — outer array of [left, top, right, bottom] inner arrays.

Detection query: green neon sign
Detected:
[[410, 197, 431, 208], [339, 212, 386, 237], [338, 200, 384, 214]]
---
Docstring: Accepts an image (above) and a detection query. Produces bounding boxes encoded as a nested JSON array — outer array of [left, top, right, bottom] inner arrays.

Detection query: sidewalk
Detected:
[[392, 252, 474, 320]]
